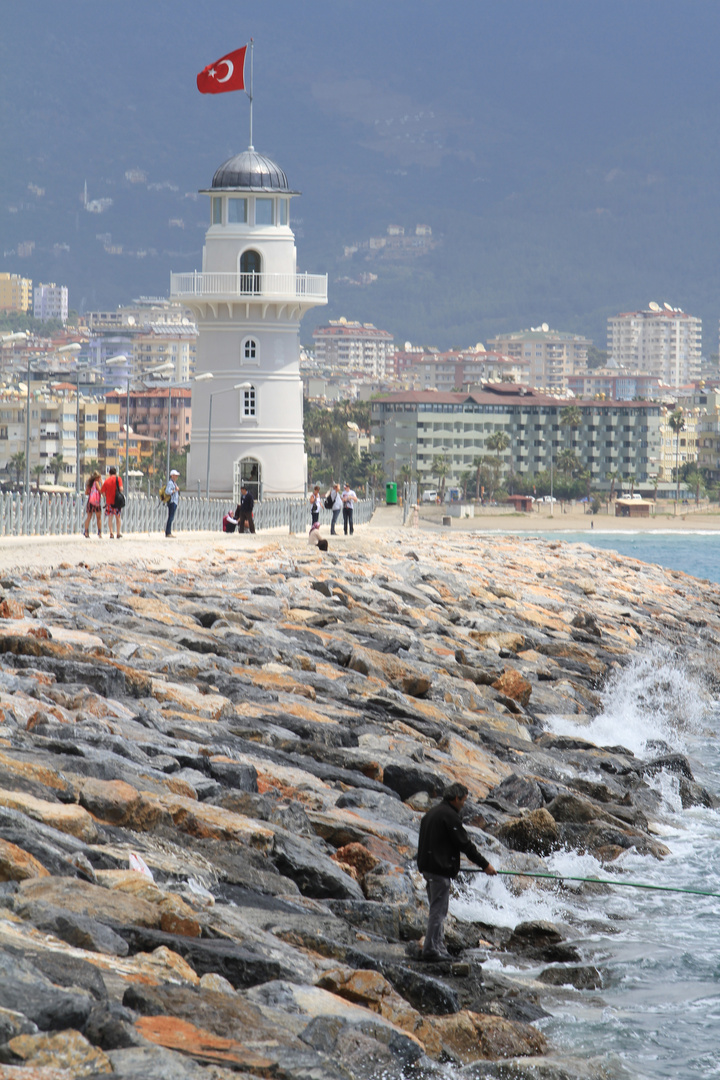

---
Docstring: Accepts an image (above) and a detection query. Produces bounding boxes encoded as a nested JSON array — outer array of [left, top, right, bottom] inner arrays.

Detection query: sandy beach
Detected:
[[408, 499, 720, 533]]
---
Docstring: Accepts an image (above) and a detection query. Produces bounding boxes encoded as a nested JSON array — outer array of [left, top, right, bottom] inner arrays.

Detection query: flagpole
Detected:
[[247, 38, 254, 149]]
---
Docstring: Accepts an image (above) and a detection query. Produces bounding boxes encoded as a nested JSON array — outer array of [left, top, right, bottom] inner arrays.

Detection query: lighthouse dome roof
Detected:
[[211, 149, 296, 193]]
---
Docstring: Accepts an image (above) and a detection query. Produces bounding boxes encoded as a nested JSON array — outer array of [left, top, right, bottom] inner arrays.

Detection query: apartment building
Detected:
[[33, 283, 69, 324], [106, 387, 192, 455], [397, 350, 529, 391], [0, 273, 32, 313], [486, 327, 592, 391], [312, 319, 394, 379], [608, 303, 701, 387], [132, 323, 197, 382], [371, 384, 664, 491], [566, 367, 664, 401]]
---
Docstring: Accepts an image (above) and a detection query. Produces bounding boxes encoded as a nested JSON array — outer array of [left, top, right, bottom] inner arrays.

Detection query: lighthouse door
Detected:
[[234, 458, 261, 503]]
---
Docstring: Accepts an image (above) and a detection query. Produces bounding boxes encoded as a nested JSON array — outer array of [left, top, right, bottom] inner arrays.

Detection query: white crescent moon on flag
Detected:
[[216, 59, 234, 83]]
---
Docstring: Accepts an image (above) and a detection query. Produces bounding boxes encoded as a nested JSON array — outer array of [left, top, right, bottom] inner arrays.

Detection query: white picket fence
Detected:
[[0, 492, 375, 537]]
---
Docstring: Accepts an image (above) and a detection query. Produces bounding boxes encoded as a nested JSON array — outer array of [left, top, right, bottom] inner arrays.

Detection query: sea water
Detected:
[[451, 537, 720, 1077], [485, 528, 720, 585]]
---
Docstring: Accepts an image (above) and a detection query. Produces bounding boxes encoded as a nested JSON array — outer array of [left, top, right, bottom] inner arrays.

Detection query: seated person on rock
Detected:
[[416, 781, 496, 961]]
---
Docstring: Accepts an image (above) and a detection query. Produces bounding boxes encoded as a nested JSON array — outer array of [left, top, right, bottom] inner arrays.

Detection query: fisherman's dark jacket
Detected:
[[416, 799, 490, 878]]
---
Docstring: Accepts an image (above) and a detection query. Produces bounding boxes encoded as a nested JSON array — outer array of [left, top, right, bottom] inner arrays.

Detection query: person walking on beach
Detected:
[[342, 482, 357, 535], [237, 485, 255, 533], [416, 782, 496, 961], [165, 469, 180, 538], [83, 472, 103, 538], [309, 485, 322, 526], [327, 483, 343, 535], [100, 466, 123, 539]]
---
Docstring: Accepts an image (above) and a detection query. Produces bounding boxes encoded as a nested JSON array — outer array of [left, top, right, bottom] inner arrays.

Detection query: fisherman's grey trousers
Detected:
[[423, 873, 451, 955]]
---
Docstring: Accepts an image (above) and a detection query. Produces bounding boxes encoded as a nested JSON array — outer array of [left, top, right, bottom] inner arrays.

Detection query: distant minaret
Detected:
[[171, 150, 327, 500]]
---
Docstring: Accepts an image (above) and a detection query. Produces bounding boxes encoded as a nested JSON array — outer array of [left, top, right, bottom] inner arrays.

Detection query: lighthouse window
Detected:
[[243, 338, 258, 363], [255, 198, 273, 225], [228, 198, 247, 224], [242, 386, 256, 417], [211, 197, 223, 225], [278, 200, 288, 226]]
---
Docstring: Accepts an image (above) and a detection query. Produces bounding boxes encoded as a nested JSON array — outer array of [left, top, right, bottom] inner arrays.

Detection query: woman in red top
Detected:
[[100, 467, 123, 539], [84, 472, 102, 538]]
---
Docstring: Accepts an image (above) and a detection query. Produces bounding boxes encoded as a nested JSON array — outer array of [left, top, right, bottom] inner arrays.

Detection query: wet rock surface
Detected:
[[0, 531, 711, 1077]]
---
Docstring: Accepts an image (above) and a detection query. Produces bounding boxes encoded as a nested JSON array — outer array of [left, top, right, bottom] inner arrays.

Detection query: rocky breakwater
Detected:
[[0, 532, 714, 1078]]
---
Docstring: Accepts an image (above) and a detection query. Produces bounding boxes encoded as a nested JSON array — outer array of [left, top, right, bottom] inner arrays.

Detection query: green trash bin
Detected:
[[386, 482, 397, 505]]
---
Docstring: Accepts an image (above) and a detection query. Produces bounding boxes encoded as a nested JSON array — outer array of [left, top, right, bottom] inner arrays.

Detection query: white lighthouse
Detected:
[[171, 149, 327, 501]]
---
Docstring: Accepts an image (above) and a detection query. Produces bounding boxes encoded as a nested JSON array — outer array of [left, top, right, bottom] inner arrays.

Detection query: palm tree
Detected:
[[459, 469, 472, 501], [668, 409, 685, 514], [651, 475, 660, 502], [49, 453, 64, 485], [432, 454, 450, 500], [578, 467, 592, 505], [560, 405, 582, 449], [626, 473, 637, 497], [10, 451, 25, 486], [32, 464, 45, 491], [606, 469, 620, 502], [472, 455, 484, 501], [556, 448, 579, 478], [486, 431, 510, 498]]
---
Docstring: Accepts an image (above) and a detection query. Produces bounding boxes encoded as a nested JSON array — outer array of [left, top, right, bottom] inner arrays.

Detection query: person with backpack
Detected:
[[83, 472, 103, 538], [164, 470, 180, 538], [100, 466, 124, 539], [326, 483, 343, 535]]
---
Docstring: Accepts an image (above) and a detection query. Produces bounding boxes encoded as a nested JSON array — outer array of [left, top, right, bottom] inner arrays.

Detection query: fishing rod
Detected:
[[460, 867, 720, 900]]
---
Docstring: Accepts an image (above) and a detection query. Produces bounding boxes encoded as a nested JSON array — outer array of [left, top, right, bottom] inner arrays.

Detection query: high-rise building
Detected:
[[608, 303, 701, 387], [486, 327, 592, 391], [33, 283, 69, 324], [312, 319, 394, 379], [0, 273, 32, 313], [172, 148, 328, 500]]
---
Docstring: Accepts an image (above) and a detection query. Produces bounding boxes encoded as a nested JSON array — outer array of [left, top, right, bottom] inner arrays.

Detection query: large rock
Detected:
[[382, 763, 445, 802], [271, 831, 365, 899], [0, 951, 93, 1032], [0, 1028, 113, 1074], [496, 809, 559, 856]]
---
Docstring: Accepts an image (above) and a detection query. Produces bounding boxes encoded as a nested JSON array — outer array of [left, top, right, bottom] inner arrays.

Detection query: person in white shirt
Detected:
[[327, 483, 343, 535], [342, 482, 358, 535], [309, 485, 322, 526]]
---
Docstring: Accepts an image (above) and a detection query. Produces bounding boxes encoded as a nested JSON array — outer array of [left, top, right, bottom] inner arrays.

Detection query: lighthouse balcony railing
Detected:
[[170, 271, 328, 303]]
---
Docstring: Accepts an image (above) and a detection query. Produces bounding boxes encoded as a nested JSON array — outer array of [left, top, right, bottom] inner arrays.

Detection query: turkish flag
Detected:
[[197, 46, 247, 94]]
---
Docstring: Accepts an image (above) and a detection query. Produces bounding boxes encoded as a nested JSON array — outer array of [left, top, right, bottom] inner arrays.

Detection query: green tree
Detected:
[[459, 469, 472, 501], [668, 409, 686, 513], [472, 455, 484, 501], [432, 454, 450, 500], [556, 448, 579, 478], [625, 473, 636, 497], [49, 453, 64, 485], [560, 405, 582, 449], [32, 464, 45, 491], [10, 451, 25, 486], [606, 469, 620, 501]]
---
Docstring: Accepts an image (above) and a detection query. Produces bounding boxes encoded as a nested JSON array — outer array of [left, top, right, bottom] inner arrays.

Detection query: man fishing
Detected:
[[416, 782, 497, 961]]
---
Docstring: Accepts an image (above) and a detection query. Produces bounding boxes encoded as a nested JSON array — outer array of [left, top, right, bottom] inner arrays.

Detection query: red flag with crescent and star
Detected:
[[197, 46, 247, 94]]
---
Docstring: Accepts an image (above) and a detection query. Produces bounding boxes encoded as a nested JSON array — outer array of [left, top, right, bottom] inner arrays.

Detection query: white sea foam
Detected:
[[545, 644, 711, 758]]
